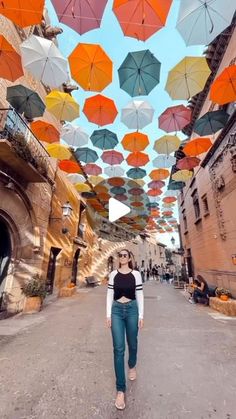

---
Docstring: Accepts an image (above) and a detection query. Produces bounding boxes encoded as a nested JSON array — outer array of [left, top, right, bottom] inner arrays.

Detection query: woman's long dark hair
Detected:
[[197, 275, 208, 286], [118, 249, 134, 270]]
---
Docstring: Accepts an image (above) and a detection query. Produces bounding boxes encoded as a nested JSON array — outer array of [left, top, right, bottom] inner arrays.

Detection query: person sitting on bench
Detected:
[[189, 275, 209, 305]]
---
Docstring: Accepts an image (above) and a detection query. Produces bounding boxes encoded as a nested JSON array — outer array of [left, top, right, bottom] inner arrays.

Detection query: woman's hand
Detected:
[[139, 319, 144, 329], [106, 318, 111, 328]]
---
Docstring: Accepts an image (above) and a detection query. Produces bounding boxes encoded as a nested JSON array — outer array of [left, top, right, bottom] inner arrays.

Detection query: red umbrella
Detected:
[[176, 156, 200, 170], [128, 187, 144, 196], [84, 163, 102, 175], [108, 177, 125, 186], [147, 189, 162, 196], [102, 150, 123, 165], [158, 105, 192, 132], [83, 94, 118, 126], [115, 194, 128, 202]]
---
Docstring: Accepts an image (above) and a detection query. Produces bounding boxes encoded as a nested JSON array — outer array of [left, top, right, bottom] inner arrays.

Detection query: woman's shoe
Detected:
[[115, 391, 125, 410], [128, 367, 137, 381]]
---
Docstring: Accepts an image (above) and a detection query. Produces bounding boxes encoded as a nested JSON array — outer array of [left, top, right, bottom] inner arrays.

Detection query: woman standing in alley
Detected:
[[106, 249, 144, 410]]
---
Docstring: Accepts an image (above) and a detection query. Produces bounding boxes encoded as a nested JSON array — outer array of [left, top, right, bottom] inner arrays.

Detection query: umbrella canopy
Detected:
[[20, 35, 68, 88], [0, 0, 44, 27], [147, 189, 162, 196], [61, 124, 88, 147], [46, 144, 71, 160], [172, 170, 193, 182], [102, 150, 123, 165], [158, 105, 192, 133], [75, 183, 91, 192], [153, 154, 176, 168], [30, 120, 59, 143], [108, 177, 125, 186], [0, 35, 23, 81], [51, 0, 108, 35], [210, 65, 236, 105], [176, 0, 236, 46], [165, 56, 211, 100], [46, 91, 79, 121], [75, 147, 98, 163], [154, 135, 180, 155], [168, 180, 185, 190], [122, 132, 149, 152], [177, 156, 200, 171], [163, 196, 177, 203], [7, 85, 45, 119], [84, 163, 102, 176], [129, 187, 144, 196], [193, 110, 229, 136], [148, 180, 165, 189], [59, 160, 82, 173], [127, 168, 146, 179], [118, 49, 161, 97], [113, 0, 172, 41], [150, 169, 169, 180], [88, 175, 104, 185], [114, 194, 128, 202], [110, 186, 126, 195], [183, 137, 212, 156], [94, 184, 108, 194], [83, 94, 118, 126], [91, 129, 118, 150], [121, 100, 154, 130], [133, 179, 145, 187], [67, 173, 86, 184], [104, 166, 124, 177], [126, 151, 149, 167], [69, 43, 112, 91]]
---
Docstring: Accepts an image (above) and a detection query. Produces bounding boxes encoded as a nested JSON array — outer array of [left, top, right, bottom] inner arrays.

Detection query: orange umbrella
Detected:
[[131, 201, 143, 207], [59, 160, 82, 173], [163, 196, 177, 203], [83, 94, 118, 126], [98, 192, 110, 202], [113, 0, 173, 41], [121, 132, 149, 152], [0, 35, 23, 81], [108, 177, 125, 186], [183, 137, 212, 156], [149, 169, 169, 180], [94, 184, 108, 194], [68, 43, 113, 92], [147, 189, 162, 196], [0, 0, 44, 27], [210, 65, 236, 105], [30, 120, 60, 143], [162, 211, 173, 216], [126, 151, 149, 167]]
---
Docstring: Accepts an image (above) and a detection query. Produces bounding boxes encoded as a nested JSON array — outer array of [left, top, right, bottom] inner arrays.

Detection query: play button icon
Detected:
[[108, 197, 131, 222]]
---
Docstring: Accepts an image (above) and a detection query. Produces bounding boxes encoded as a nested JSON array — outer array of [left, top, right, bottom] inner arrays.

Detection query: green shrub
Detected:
[[21, 274, 47, 299]]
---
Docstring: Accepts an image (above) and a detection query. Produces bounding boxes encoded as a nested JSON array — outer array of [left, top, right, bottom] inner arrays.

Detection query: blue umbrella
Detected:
[[118, 50, 161, 97], [193, 110, 229, 136], [110, 186, 126, 195], [127, 167, 146, 179], [75, 147, 98, 163], [90, 129, 118, 150]]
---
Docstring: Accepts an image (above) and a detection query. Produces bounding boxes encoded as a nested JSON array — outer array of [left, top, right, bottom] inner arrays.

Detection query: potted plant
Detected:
[[21, 274, 47, 313], [215, 287, 232, 301]]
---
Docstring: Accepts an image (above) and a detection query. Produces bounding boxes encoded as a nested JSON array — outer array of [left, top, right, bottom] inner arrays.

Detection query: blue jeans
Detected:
[[111, 300, 139, 392]]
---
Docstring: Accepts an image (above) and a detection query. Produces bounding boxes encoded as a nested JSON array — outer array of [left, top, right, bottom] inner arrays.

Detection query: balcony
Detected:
[[0, 108, 54, 184]]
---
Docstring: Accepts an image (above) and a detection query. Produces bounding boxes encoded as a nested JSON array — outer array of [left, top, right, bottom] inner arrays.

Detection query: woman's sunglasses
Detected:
[[118, 253, 129, 258]]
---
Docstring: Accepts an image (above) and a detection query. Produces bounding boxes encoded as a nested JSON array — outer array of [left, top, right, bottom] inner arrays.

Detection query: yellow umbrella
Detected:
[[165, 57, 211, 100], [88, 175, 104, 185], [154, 135, 181, 155], [45, 90, 80, 121], [46, 144, 71, 160], [172, 170, 193, 182], [75, 183, 91, 192]]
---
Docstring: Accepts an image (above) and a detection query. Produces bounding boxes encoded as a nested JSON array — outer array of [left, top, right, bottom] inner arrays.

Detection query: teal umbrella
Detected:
[[127, 167, 146, 179], [110, 186, 126, 195], [75, 147, 98, 163], [90, 129, 118, 150], [168, 180, 185, 190], [6, 85, 45, 119], [118, 50, 161, 97], [193, 110, 229, 136]]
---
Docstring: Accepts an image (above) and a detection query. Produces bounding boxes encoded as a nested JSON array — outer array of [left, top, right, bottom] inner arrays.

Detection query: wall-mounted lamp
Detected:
[[50, 201, 73, 234]]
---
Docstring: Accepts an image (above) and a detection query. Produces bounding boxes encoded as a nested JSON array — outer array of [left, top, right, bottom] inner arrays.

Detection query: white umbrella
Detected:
[[176, 0, 236, 46], [20, 35, 69, 87], [153, 155, 176, 168], [121, 100, 154, 130], [149, 196, 161, 203], [61, 124, 89, 147], [164, 190, 180, 197], [67, 173, 86, 184], [104, 166, 125, 177]]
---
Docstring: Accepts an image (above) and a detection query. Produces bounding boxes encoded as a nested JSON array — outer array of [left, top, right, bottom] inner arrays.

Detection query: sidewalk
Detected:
[[0, 282, 236, 419]]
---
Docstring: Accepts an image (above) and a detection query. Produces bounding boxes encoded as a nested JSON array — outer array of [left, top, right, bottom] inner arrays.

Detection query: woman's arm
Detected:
[[134, 271, 144, 320], [106, 271, 114, 320]]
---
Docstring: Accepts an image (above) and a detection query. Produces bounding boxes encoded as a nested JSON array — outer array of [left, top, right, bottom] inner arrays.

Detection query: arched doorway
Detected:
[[71, 249, 80, 285], [46, 247, 62, 294], [0, 218, 11, 292], [107, 256, 114, 273]]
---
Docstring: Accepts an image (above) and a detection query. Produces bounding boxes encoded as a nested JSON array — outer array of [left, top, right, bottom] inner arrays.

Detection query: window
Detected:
[[192, 189, 201, 220], [182, 209, 187, 231], [202, 194, 209, 216]]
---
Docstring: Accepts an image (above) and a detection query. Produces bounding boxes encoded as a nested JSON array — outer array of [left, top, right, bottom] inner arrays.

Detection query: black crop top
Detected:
[[113, 271, 136, 300]]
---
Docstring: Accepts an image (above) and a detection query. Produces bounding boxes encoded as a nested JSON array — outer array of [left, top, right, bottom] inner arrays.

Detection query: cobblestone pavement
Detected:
[[0, 281, 236, 419]]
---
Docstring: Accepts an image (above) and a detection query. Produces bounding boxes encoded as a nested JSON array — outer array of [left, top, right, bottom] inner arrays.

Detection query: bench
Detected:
[[85, 276, 99, 287]]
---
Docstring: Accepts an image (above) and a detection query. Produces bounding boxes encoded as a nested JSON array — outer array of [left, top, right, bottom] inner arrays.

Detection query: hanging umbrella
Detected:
[[0, 35, 23, 81], [133, 179, 145, 187], [129, 187, 144, 196], [30, 120, 60, 143], [122, 132, 149, 152], [183, 137, 212, 156], [6, 85, 45, 119], [94, 184, 108, 194], [118, 50, 161, 97], [164, 190, 179, 197], [59, 160, 82, 173], [110, 186, 126, 195], [102, 150, 123, 165], [51, 0, 108, 35], [108, 177, 125, 187], [153, 154, 176, 168], [75, 183, 91, 192], [126, 151, 149, 167], [168, 180, 185, 190], [75, 147, 98, 163], [148, 180, 165, 189], [147, 189, 162, 196], [176, 0, 236, 46], [69, 43, 112, 91], [114, 194, 128, 202], [131, 201, 143, 207], [98, 192, 110, 202], [177, 156, 200, 171], [20, 35, 68, 88], [121, 100, 154, 130], [46, 144, 71, 160], [113, 0, 172, 41], [46, 91, 79, 121], [61, 124, 89, 147], [210, 65, 236, 105], [154, 135, 181, 155], [158, 105, 192, 133], [0, 0, 44, 27], [83, 94, 118, 126], [104, 166, 124, 177], [193, 110, 229, 136], [149, 169, 169, 180], [163, 196, 177, 203], [127, 168, 146, 179], [67, 173, 86, 184], [172, 170, 193, 182], [84, 163, 102, 176], [165, 57, 211, 100], [90, 129, 118, 150], [88, 175, 104, 185]]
